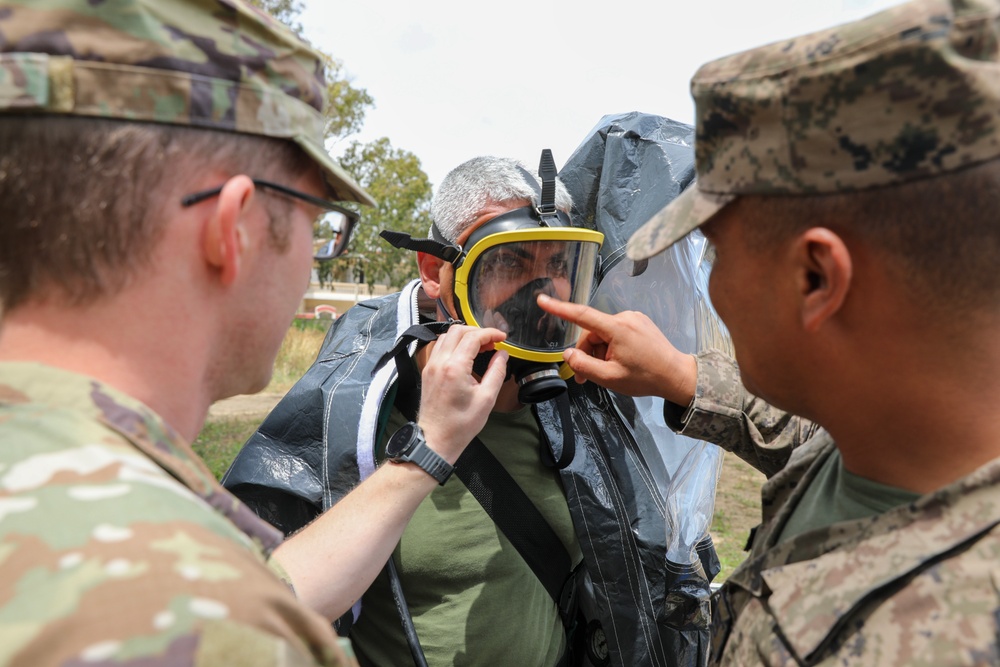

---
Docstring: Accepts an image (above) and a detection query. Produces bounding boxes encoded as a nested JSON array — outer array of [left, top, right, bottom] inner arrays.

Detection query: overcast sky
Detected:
[[300, 0, 905, 193]]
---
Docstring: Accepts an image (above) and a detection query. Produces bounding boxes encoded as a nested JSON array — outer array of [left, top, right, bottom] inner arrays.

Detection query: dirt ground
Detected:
[[208, 392, 285, 418]]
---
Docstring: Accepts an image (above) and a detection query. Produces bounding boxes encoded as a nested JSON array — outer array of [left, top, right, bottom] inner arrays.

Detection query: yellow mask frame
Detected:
[[453, 226, 605, 365]]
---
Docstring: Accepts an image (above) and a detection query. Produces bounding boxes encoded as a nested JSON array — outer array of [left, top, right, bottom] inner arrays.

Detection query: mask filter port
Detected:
[[511, 361, 566, 404]]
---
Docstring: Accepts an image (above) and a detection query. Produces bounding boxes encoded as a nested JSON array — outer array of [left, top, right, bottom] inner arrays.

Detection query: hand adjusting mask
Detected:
[[382, 150, 604, 404]]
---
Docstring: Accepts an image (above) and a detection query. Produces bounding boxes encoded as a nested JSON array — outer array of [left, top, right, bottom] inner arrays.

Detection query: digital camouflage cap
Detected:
[[0, 0, 375, 206], [629, 0, 1000, 260]]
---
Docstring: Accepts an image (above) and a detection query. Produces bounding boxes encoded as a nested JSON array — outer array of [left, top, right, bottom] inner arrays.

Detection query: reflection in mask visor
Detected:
[[467, 239, 599, 354]]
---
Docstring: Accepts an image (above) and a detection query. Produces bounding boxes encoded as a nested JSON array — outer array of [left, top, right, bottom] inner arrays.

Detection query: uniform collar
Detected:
[[739, 452, 1000, 662]]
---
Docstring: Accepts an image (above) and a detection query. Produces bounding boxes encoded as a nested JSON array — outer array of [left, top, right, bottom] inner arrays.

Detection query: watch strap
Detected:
[[405, 438, 453, 485], [388, 423, 454, 485]]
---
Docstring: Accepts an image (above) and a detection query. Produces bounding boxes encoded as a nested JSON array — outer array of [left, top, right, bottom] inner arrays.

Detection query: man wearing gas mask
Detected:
[[224, 153, 714, 667], [382, 152, 605, 407]]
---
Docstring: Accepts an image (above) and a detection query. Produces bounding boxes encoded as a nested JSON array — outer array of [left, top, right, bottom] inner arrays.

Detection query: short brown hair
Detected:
[[0, 116, 312, 311], [734, 158, 1000, 318]]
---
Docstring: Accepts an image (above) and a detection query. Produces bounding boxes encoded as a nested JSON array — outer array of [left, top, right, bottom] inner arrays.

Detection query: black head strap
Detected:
[[373, 321, 455, 421], [386, 148, 563, 256], [518, 148, 566, 227], [430, 224, 451, 245], [512, 148, 560, 225], [536, 149, 558, 217], [374, 321, 454, 380], [515, 164, 542, 198], [380, 230, 463, 264]]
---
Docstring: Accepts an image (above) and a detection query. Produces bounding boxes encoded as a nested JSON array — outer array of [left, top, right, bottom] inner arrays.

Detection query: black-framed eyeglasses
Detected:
[[181, 178, 360, 260]]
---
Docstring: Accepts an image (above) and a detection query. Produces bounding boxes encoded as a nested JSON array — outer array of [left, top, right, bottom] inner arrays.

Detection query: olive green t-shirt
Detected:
[[779, 449, 921, 543], [350, 405, 582, 667]]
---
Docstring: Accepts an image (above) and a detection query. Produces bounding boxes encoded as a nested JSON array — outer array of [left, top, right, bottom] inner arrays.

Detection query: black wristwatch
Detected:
[[384, 422, 454, 485]]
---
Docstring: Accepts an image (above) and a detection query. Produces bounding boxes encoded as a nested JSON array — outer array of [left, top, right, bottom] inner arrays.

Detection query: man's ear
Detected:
[[203, 176, 254, 286], [795, 227, 853, 333], [417, 251, 445, 299]]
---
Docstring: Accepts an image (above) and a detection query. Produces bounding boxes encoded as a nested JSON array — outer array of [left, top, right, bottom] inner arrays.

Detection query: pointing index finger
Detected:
[[536, 294, 616, 340]]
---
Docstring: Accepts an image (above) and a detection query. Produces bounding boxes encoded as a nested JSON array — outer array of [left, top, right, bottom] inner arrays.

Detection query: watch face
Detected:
[[386, 422, 418, 458]]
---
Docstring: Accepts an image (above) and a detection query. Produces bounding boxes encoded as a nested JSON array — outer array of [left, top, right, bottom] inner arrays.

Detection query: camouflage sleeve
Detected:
[[0, 434, 353, 667], [666, 349, 822, 478]]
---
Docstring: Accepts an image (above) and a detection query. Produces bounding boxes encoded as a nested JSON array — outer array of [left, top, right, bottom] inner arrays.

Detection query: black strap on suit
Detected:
[[372, 323, 579, 665]]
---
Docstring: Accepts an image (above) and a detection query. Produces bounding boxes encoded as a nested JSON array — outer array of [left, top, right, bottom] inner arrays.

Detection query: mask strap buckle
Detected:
[[535, 148, 559, 220], [517, 149, 561, 227]]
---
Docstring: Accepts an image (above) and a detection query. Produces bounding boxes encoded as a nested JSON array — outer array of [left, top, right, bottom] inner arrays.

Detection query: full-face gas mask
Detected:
[[382, 150, 604, 403]]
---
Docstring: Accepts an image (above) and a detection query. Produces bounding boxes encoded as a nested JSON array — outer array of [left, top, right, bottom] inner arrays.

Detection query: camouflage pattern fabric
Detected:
[[668, 349, 822, 479], [629, 0, 1000, 259], [0, 0, 373, 206], [675, 350, 1000, 666], [0, 362, 355, 667]]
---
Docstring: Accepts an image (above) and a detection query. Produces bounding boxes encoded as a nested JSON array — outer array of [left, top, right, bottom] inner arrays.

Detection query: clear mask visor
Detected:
[[457, 228, 603, 359]]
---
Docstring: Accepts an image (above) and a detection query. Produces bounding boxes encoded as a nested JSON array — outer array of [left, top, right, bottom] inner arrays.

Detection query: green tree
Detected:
[[321, 54, 371, 141], [250, 0, 373, 142], [249, 0, 304, 32], [252, 0, 433, 294], [332, 138, 432, 291]]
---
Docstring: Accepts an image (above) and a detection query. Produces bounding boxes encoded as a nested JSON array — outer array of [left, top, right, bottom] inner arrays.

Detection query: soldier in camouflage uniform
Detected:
[[539, 0, 1000, 664], [0, 1, 508, 665]]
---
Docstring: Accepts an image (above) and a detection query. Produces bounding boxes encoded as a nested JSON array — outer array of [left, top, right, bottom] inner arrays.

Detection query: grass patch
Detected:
[[710, 452, 765, 580], [193, 415, 261, 480], [266, 325, 328, 394], [193, 324, 327, 477]]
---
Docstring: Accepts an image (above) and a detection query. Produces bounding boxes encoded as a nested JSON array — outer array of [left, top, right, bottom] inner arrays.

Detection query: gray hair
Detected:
[[430, 156, 574, 242]]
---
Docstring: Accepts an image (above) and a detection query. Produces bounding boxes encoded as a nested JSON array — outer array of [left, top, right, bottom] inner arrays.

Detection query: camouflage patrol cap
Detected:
[[628, 0, 1000, 260], [0, 0, 375, 206]]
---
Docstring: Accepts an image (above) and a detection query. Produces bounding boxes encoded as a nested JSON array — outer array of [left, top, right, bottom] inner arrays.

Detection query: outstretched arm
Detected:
[[272, 325, 508, 620], [537, 293, 697, 405], [541, 294, 821, 477]]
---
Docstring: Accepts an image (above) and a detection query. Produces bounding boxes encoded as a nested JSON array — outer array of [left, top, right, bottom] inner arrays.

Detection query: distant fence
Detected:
[[322, 282, 395, 298], [300, 282, 397, 320]]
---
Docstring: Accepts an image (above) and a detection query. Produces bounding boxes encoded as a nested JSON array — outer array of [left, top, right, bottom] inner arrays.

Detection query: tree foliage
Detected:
[[331, 138, 432, 291], [321, 55, 372, 141], [249, 0, 303, 31], [252, 0, 431, 292], [249, 0, 373, 142]]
